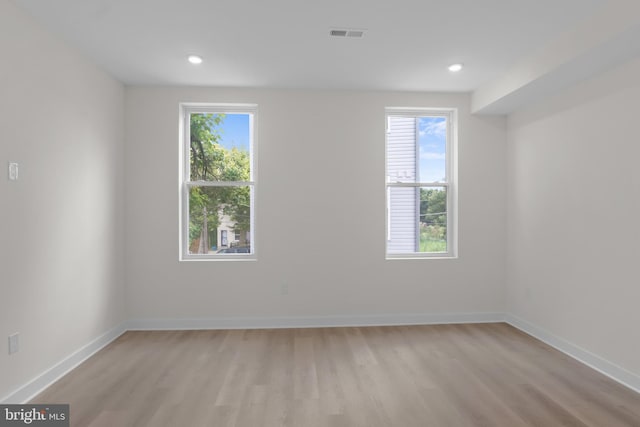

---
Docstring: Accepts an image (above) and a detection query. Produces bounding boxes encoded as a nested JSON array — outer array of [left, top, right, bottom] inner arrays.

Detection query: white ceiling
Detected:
[[11, 0, 607, 93]]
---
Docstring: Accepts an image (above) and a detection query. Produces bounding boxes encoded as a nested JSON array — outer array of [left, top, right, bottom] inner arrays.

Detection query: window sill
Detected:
[[386, 254, 457, 260], [179, 256, 257, 262]]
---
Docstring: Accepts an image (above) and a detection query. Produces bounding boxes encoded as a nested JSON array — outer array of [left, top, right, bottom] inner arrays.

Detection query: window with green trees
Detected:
[[386, 108, 456, 258], [180, 104, 256, 259]]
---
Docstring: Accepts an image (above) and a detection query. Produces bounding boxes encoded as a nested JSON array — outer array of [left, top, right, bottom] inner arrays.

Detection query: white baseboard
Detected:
[[505, 314, 640, 394], [127, 312, 506, 330], [1, 322, 128, 404]]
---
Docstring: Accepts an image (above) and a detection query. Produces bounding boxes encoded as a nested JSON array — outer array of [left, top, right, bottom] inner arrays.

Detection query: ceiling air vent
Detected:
[[329, 28, 365, 38]]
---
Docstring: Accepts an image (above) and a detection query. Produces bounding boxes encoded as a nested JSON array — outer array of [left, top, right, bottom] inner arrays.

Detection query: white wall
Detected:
[[507, 58, 640, 378], [0, 0, 125, 400], [125, 87, 507, 323]]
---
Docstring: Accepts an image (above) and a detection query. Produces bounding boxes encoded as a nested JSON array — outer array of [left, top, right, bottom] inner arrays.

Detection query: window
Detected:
[[180, 104, 256, 260], [385, 108, 456, 258]]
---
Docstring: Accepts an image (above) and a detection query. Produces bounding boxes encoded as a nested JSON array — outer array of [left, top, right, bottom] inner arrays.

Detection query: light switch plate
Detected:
[[8, 162, 19, 181], [9, 333, 19, 354]]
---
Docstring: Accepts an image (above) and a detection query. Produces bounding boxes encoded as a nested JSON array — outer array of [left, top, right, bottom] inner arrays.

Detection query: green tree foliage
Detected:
[[189, 113, 250, 253], [420, 188, 447, 246], [420, 188, 446, 226]]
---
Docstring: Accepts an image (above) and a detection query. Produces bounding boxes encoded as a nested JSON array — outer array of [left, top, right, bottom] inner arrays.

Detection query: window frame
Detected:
[[385, 107, 457, 259], [179, 103, 257, 261]]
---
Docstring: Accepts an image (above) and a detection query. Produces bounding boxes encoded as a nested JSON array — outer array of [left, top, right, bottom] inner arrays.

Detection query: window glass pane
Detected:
[[388, 186, 419, 253], [387, 116, 417, 183], [188, 185, 252, 255], [190, 113, 251, 181], [388, 186, 447, 254], [419, 187, 447, 253], [418, 117, 447, 183]]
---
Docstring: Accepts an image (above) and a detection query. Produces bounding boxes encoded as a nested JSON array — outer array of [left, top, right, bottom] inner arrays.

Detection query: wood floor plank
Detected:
[[30, 323, 640, 427]]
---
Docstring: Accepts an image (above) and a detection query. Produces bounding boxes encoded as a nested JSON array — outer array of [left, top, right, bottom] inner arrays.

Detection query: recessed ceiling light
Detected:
[[448, 63, 463, 72], [188, 55, 203, 65]]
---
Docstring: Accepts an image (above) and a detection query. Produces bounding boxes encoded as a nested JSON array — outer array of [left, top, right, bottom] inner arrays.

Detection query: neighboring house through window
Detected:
[[179, 103, 256, 259], [386, 108, 457, 258]]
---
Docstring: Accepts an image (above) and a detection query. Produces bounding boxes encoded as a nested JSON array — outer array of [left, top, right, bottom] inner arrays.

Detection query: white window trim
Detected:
[[179, 103, 258, 261], [385, 107, 458, 259]]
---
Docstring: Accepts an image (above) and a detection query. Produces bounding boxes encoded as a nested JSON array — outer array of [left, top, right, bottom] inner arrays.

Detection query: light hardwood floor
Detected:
[[31, 323, 640, 427]]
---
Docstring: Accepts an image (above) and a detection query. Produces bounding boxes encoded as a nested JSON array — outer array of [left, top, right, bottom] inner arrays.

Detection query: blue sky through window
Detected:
[[216, 113, 250, 152], [418, 117, 447, 182]]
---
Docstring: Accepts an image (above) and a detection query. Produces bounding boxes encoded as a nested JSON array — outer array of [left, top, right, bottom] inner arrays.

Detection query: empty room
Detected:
[[1, 0, 640, 426]]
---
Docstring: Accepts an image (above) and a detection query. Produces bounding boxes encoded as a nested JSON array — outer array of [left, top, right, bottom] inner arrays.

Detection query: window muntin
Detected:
[[385, 109, 456, 258], [180, 104, 256, 260]]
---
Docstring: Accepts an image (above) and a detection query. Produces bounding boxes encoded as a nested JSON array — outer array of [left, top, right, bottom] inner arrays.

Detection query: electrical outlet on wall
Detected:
[[280, 283, 289, 295], [8, 332, 19, 354]]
